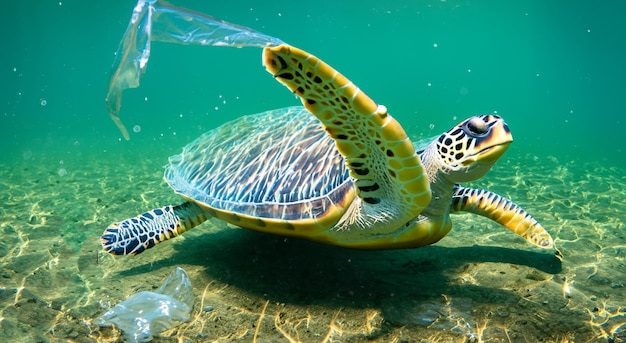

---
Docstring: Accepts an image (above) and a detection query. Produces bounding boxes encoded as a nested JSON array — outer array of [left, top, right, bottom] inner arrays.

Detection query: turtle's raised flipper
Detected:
[[263, 44, 430, 231], [101, 201, 209, 255], [451, 185, 554, 249]]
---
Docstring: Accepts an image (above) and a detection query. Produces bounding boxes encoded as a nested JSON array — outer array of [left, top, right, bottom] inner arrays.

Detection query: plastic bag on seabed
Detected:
[[95, 267, 195, 343]]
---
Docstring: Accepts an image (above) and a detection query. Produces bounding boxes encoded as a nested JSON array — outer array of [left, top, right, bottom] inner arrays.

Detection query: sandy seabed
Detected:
[[0, 150, 624, 343]]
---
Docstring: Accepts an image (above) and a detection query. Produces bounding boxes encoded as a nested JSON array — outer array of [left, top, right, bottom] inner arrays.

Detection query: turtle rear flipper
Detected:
[[101, 201, 208, 255], [451, 185, 555, 249], [263, 45, 431, 231]]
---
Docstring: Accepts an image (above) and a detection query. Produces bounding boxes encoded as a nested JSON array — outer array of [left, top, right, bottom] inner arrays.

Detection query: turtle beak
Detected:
[[467, 140, 511, 165]]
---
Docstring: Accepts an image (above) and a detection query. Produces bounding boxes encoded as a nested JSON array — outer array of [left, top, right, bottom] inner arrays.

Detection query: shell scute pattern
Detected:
[[165, 107, 352, 222]]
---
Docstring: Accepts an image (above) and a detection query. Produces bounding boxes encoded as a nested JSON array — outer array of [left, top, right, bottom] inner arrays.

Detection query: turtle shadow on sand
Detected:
[[117, 224, 562, 314]]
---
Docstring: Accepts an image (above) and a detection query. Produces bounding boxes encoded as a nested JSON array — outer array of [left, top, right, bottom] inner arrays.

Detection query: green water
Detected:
[[3, 0, 625, 165], [1, 1, 625, 342]]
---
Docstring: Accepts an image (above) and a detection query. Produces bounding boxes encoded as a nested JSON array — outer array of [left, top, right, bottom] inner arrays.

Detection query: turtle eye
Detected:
[[465, 117, 488, 135]]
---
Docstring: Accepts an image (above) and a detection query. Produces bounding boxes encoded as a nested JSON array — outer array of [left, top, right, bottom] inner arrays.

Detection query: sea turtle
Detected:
[[101, 44, 555, 256]]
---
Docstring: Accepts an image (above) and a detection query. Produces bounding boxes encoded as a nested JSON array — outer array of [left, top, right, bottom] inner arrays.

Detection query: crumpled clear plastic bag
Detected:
[[95, 267, 195, 343], [106, 0, 285, 140]]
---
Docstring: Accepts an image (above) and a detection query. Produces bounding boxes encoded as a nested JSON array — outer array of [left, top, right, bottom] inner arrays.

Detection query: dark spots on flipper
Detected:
[[350, 161, 364, 168], [354, 168, 370, 176], [285, 222, 296, 231], [388, 169, 397, 178], [359, 183, 380, 192], [297, 86, 305, 94], [386, 149, 394, 157], [256, 219, 267, 228], [363, 197, 381, 204], [230, 213, 241, 222], [337, 134, 348, 140], [445, 138, 453, 146], [273, 55, 287, 69], [455, 152, 464, 159], [306, 99, 316, 105], [314, 76, 323, 83], [131, 244, 146, 256], [277, 72, 294, 80], [153, 208, 163, 215]]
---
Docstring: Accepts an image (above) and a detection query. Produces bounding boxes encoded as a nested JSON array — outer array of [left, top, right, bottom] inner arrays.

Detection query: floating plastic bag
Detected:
[[106, 0, 285, 139], [95, 267, 195, 343]]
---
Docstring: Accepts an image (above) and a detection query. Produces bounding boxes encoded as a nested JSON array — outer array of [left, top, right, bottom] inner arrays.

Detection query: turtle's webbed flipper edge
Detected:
[[101, 201, 208, 255], [451, 185, 555, 250]]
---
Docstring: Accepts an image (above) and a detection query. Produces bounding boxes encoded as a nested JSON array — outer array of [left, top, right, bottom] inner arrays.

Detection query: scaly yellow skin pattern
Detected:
[[263, 45, 431, 235], [451, 186, 555, 249]]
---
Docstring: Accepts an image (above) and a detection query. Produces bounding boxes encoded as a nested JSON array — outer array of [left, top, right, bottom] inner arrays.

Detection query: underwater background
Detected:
[[1, 0, 625, 342]]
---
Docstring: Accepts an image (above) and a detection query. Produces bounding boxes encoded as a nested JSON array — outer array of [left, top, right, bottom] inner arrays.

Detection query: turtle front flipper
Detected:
[[101, 201, 209, 255], [451, 185, 555, 249], [263, 45, 431, 231]]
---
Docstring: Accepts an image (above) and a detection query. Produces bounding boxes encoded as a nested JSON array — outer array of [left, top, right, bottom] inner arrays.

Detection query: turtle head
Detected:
[[431, 114, 512, 182]]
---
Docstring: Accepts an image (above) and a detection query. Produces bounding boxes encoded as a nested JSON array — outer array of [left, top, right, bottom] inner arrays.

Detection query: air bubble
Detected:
[[58, 168, 68, 176], [40, 99, 47, 106], [133, 125, 141, 133]]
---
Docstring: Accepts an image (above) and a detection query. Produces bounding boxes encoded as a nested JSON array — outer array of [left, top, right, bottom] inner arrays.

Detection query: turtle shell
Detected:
[[165, 106, 355, 236]]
